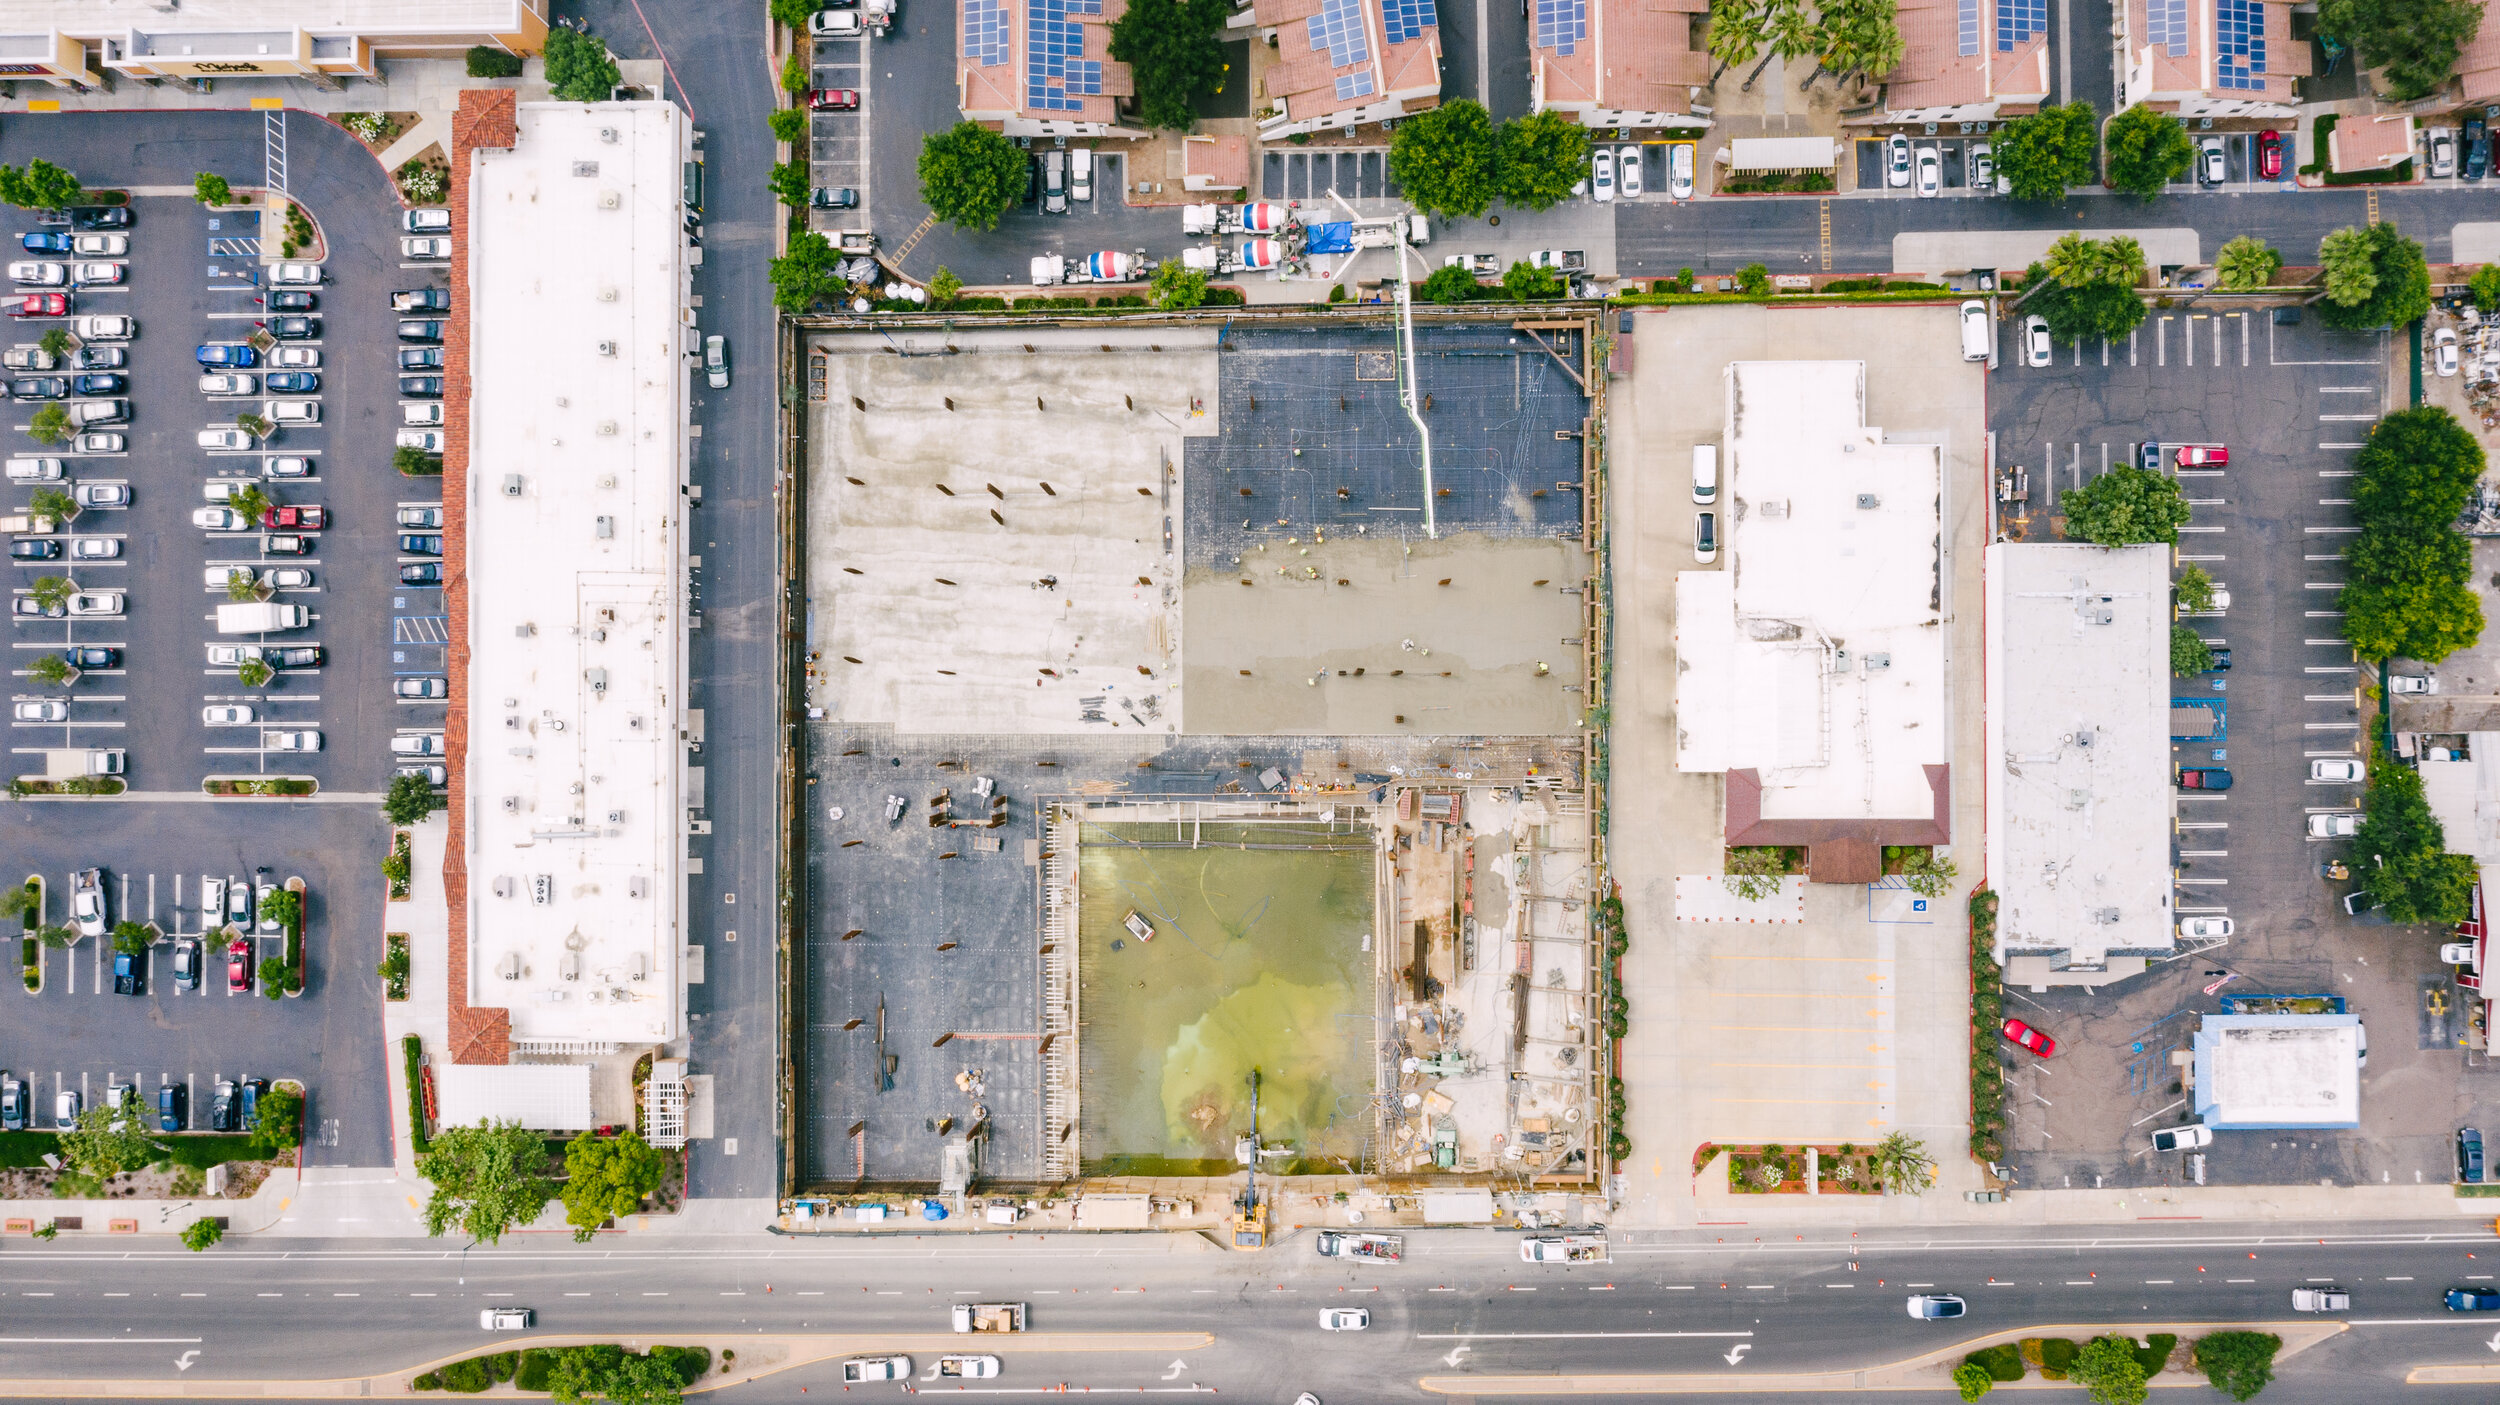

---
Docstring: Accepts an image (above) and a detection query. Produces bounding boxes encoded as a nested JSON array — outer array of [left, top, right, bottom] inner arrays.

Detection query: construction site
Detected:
[[784, 309, 1614, 1233]]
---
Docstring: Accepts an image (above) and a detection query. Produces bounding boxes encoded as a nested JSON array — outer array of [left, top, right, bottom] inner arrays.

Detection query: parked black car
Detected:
[[400, 534, 443, 556], [209, 1079, 238, 1132], [268, 316, 319, 340], [10, 376, 67, 400], [265, 289, 317, 312], [399, 375, 445, 398], [396, 320, 444, 344], [10, 540, 61, 560], [70, 372, 124, 396], [70, 207, 132, 230], [63, 645, 117, 669], [399, 347, 444, 371], [401, 562, 444, 586]]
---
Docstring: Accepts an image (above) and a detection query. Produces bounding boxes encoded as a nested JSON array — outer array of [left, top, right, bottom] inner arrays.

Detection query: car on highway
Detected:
[[2257, 129, 2283, 179], [2198, 136, 2226, 184], [73, 482, 126, 508], [199, 372, 258, 397], [2151, 1123, 2214, 1152], [1906, 1294, 1966, 1320], [842, 1358, 911, 1383], [396, 677, 450, 699], [12, 700, 66, 722], [2022, 314, 2051, 366], [2175, 444, 2229, 467], [2291, 1286, 2349, 1312], [171, 938, 200, 990], [263, 456, 313, 479], [398, 506, 444, 529], [2437, 327, 2461, 377], [1318, 1309, 1369, 1331], [2311, 759, 2365, 782], [69, 867, 105, 937], [1589, 147, 1614, 203], [480, 1309, 535, 1331], [202, 704, 256, 726], [265, 371, 319, 394], [807, 87, 860, 110], [1915, 144, 1940, 196], [1887, 134, 1912, 187], [2000, 1017, 2057, 1058], [2178, 917, 2234, 940], [268, 315, 319, 339], [2177, 767, 2232, 790], [938, 1355, 1001, 1378], [2308, 813, 2362, 838], [1618, 144, 1644, 198], [70, 431, 123, 453], [705, 334, 730, 389], [405, 208, 452, 234], [2447, 1287, 2500, 1311], [2461, 1127, 2486, 1184]]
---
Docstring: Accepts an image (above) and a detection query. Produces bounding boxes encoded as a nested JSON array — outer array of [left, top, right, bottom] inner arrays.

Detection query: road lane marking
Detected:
[[0, 1337, 202, 1343], [1415, 1331, 1755, 1340], [2146, 1280, 2174, 1284]]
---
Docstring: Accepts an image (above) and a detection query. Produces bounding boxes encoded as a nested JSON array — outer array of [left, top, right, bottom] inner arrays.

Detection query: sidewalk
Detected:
[[4, 57, 661, 121]]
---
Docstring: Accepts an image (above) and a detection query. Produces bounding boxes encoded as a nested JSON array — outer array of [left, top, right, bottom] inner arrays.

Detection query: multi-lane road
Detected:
[[5, 1221, 2500, 1400]]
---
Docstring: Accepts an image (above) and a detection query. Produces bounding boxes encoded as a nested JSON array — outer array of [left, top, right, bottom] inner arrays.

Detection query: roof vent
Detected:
[[629, 876, 648, 899], [587, 667, 609, 695], [572, 161, 599, 177], [501, 795, 520, 812], [2093, 907, 2123, 925], [599, 189, 622, 211], [1856, 493, 1881, 510], [598, 127, 619, 144], [531, 874, 554, 906], [1758, 499, 1788, 518], [607, 810, 625, 824], [595, 515, 614, 538], [496, 952, 522, 980], [502, 474, 524, 496], [596, 420, 618, 436], [1863, 652, 1891, 672], [597, 286, 618, 302], [492, 876, 516, 899], [2073, 727, 2095, 747], [597, 341, 617, 357]]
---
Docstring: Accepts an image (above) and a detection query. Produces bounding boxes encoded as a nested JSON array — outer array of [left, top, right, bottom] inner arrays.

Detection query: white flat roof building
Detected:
[[464, 100, 691, 1050], [1675, 361, 1949, 881], [1984, 544, 2174, 976], [2192, 1014, 2362, 1130]]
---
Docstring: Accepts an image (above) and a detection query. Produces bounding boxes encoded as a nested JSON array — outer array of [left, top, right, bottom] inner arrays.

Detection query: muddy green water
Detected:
[[1075, 820, 1379, 1176]]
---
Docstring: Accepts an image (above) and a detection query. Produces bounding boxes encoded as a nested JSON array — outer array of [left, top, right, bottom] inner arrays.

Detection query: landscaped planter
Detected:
[[202, 776, 317, 797]]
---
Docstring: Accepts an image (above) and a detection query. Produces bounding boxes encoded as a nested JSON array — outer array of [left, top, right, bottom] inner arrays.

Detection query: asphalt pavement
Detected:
[[3, 1220, 2500, 1400]]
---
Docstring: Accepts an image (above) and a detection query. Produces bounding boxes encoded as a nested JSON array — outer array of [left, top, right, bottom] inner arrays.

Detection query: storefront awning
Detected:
[[1724, 137, 1836, 172]]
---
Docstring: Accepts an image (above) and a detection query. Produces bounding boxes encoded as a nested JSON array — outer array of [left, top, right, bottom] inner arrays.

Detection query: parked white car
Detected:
[[65, 590, 123, 617], [202, 705, 257, 726], [1589, 148, 1615, 203], [2178, 917, 2235, 940], [198, 428, 255, 451], [69, 262, 123, 287], [401, 236, 452, 261], [72, 314, 133, 340], [71, 233, 126, 257], [193, 507, 250, 532], [267, 399, 320, 426], [264, 730, 322, 752], [1915, 145, 1941, 197], [1616, 145, 1643, 198], [2310, 759, 2365, 782], [268, 262, 324, 285], [2307, 813, 2362, 839], [198, 373, 259, 397]]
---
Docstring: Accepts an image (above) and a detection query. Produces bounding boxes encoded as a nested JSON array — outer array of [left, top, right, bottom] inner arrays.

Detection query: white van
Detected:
[[1691, 444, 1718, 505], [1959, 300, 1990, 362], [1070, 148, 1094, 203]]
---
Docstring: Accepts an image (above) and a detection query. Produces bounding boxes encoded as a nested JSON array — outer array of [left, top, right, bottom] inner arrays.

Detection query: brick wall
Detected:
[[443, 89, 515, 1067]]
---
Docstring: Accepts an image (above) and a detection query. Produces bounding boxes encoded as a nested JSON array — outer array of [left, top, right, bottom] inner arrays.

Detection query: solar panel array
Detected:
[[964, 0, 1008, 66], [1335, 71, 1377, 99], [1308, 0, 1372, 70], [1534, 0, 1588, 56], [1957, 0, 1979, 55], [1383, 0, 1438, 45], [1995, 0, 2045, 49], [2214, 0, 2266, 90], [1026, 0, 1103, 112], [2144, 0, 2188, 58]]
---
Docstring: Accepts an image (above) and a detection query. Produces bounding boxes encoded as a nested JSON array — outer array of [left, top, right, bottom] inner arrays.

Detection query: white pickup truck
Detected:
[[2291, 1286, 2349, 1312], [842, 1356, 911, 1382], [1519, 1234, 1608, 1264]]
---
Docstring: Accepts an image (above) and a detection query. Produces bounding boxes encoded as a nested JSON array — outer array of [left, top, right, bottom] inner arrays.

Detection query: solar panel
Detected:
[[1335, 71, 1377, 100], [1958, 0, 1979, 55], [963, 0, 1008, 66], [2144, 0, 2188, 58], [1307, 0, 1371, 71], [2213, 0, 2265, 89], [1534, 0, 1588, 56], [1994, 0, 2045, 50], [1025, 0, 1104, 111], [1384, 0, 1438, 45]]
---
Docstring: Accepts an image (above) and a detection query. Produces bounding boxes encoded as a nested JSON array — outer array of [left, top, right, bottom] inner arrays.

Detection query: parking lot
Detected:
[[0, 111, 448, 1169], [1985, 306, 2485, 1189]]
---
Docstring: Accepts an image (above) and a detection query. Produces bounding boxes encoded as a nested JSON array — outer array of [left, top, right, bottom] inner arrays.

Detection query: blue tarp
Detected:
[[1302, 221, 1355, 255]]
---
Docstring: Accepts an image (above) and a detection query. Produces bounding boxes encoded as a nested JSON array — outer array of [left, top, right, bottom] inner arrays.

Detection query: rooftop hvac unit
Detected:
[[572, 161, 599, 177], [598, 127, 619, 144], [607, 810, 625, 824], [587, 667, 609, 695], [597, 341, 617, 357], [501, 795, 520, 812], [595, 515, 614, 538], [503, 474, 524, 496], [629, 876, 648, 899], [1856, 493, 1881, 510], [1863, 652, 1891, 672], [531, 873, 554, 906], [2093, 907, 2123, 924], [497, 952, 522, 980], [559, 951, 581, 982], [1759, 499, 1789, 518], [493, 876, 516, 899], [599, 190, 622, 210]]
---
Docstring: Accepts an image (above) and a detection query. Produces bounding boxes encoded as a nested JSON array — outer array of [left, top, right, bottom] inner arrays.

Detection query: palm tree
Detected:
[[2099, 236, 2146, 288], [1708, 0, 1767, 83], [2313, 226, 2376, 306]]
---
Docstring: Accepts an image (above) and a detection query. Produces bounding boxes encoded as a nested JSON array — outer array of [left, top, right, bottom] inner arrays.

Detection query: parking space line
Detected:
[[2305, 722, 2362, 730]]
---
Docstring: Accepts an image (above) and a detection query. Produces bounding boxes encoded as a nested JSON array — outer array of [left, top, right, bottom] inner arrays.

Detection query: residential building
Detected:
[[0, 0, 546, 91], [448, 93, 691, 1066], [1528, 0, 1711, 130], [1878, 0, 2051, 123], [2119, 0, 2302, 117], [1674, 360, 1950, 884], [2327, 112, 2414, 174], [957, 0, 1146, 137], [1983, 543, 2175, 987], [1252, 0, 1442, 140], [2459, 24, 2500, 111]]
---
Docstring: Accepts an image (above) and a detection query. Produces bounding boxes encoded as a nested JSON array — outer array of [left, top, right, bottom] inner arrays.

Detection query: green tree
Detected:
[[249, 1085, 303, 1157], [2071, 1335, 2150, 1405], [257, 886, 301, 937], [36, 327, 71, 360], [2214, 236, 2281, 291], [2176, 563, 2217, 613], [768, 231, 848, 314], [2193, 1331, 2280, 1402], [1899, 848, 1958, 899], [1722, 846, 1787, 902], [110, 921, 151, 957], [771, 0, 824, 24], [2319, 0, 2482, 100], [28, 575, 73, 611], [259, 956, 292, 1000], [237, 658, 274, 688], [28, 654, 72, 686], [1494, 111, 1593, 212], [2060, 465, 2189, 545], [2020, 235, 2148, 341], [2103, 103, 2193, 196], [780, 49, 809, 94], [1501, 260, 1562, 300], [1871, 1130, 1934, 1194], [543, 27, 622, 103], [0, 883, 33, 928], [28, 403, 69, 445], [1736, 262, 1772, 296], [225, 568, 261, 603], [917, 122, 1027, 233], [1108, 0, 1231, 131], [1708, 0, 1771, 79], [0, 159, 84, 210], [193, 172, 232, 206], [2342, 558, 2484, 663], [393, 445, 443, 475], [2316, 222, 2430, 331], [2171, 624, 2214, 676], [1994, 101, 2099, 200], [1388, 99, 1499, 220], [2354, 755, 2477, 923], [59, 1099, 158, 1179], [551, 1347, 683, 1405], [182, 1218, 225, 1252], [767, 107, 808, 146], [2473, 264, 2500, 313], [28, 486, 75, 524], [236, 411, 272, 439], [1150, 259, 1208, 312], [417, 1120, 554, 1246], [561, 1130, 668, 1242], [1954, 1360, 1997, 1401], [385, 772, 442, 826], [927, 266, 963, 307], [466, 45, 526, 78], [2353, 406, 2487, 530], [1419, 263, 1482, 303], [767, 158, 810, 208], [34, 923, 74, 951]]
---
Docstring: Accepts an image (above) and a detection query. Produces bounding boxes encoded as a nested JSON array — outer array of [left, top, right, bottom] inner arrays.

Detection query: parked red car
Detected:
[[807, 88, 860, 111], [227, 937, 253, 993], [2175, 444, 2229, 467], [263, 504, 326, 531], [8, 292, 67, 318], [2001, 1017, 2058, 1058], [2257, 130, 2283, 180]]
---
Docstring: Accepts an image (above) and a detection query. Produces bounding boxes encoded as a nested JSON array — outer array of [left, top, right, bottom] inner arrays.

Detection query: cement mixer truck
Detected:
[[1029, 251, 1148, 286], [1180, 238, 1281, 275], [1181, 202, 1291, 236]]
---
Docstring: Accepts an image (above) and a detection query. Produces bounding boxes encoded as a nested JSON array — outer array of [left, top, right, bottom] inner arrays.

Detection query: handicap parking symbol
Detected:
[[1912, 899, 1929, 912]]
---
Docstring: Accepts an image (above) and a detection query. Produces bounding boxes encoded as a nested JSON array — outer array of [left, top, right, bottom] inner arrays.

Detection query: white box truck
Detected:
[[216, 602, 309, 634]]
